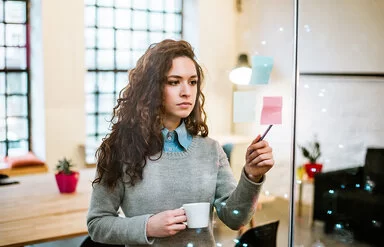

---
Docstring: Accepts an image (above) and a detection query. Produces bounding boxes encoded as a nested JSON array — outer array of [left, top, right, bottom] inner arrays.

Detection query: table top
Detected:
[[0, 168, 96, 247]]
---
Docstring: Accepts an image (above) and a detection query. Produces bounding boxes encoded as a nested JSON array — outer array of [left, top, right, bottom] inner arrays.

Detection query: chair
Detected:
[[222, 143, 234, 164], [235, 220, 279, 247], [80, 236, 124, 247], [313, 148, 384, 246]]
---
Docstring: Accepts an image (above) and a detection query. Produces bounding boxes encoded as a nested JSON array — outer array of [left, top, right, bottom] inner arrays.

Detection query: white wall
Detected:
[[299, 0, 384, 73], [31, 0, 86, 170]]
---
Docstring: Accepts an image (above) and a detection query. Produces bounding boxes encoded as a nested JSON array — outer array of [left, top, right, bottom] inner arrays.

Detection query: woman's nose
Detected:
[[180, 83, 191, 96]]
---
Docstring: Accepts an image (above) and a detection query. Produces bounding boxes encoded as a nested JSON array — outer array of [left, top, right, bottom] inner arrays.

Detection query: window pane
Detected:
[[149, 13, 164, 31], [0, 96, 5, 118], [86, 49, 96, 69], [7, 96, 27, 116], [0, 73, 4, 94], [97, 28, 114, 49], [86, 136, 100, 164], [5, 1, 26, 23], [132, 0, 148, 10], [131, 50, 144, 66], [96, 49, 114, 69], [97, 7, 114, 28], [132, 31, 148, 49], [6, 47, 27, 69], [0, 2, 3, 22], [116, 30, 131, 49], [149, 32, 164, 44], [86, 94, 96, 113], [115, 0, 131, 8], [6, 24, 26, 46], [116, 50, 130, 69], [7, 117, 28, 140], [0, 47, 5, 69], [98, 94, 115, 113], [7, 72, 28, 94], [132, 11, 147, 30], [97, 0, 113, 7], [85, 6, 96, 27], [0, 142, 5, 157], [85, 72, 97, 94], [86, 115, 96, 135], [85, 28, 96, 48], [165, 13, 181, 32], [115, 9, 131, 29], [0, 23, 4, 46], [8, 139, 28, 157], [165, 0, 182, 12], [97, 114, 111, 133], [164, 32, 180, 41], [97, 72, 115, 93], [149, 0, 164, 11], [85, 0, 96, 5], [116, 72, 127, 95]]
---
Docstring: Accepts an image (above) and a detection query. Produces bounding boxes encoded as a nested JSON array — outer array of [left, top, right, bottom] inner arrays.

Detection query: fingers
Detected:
[[246, 146, 273, 163], [170, 215, 187, 225]]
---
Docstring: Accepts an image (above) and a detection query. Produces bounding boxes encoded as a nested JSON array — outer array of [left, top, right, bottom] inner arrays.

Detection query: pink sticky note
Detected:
[[260, 96, 282, 125]]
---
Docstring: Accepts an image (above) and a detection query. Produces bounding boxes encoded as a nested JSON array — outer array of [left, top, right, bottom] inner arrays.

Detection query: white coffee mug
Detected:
[[182, 202, 210, 228]]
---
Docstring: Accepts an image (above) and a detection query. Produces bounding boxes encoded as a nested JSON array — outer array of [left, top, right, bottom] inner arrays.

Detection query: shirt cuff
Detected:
[[144, 214, 155, 244], [241, 168, 265, 185]]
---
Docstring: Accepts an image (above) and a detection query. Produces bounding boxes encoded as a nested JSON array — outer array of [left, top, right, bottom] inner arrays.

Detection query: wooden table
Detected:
[[0, 169, 96, 247]]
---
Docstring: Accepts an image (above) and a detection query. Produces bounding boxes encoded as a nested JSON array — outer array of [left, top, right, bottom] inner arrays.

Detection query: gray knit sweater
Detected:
[[87, 136, 264, 247]]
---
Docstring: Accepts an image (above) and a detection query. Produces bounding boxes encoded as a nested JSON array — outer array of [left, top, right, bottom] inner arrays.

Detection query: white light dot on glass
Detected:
[[233, 210, 239, 215], [306, 28, 311, 32], [279, 27, 284, 31], [304, 84, 309, 88], [321, 108, 327, 112], [221, 202, 226, 206], [318, 92, 324, 97], [265, 190, 270, 196], [338, 144, 344, 149], [216, 243, 223, 247], [187, 243, 194, 247], [304, 24, 310, 29], [284, 193, 288, 199], [233, 239, 240, 244], [261, 40, 267, 45], [264, 63, 268, 67]]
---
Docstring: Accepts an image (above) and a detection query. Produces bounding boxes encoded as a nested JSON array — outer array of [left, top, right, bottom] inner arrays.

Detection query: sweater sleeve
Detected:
[[213, 142, 264, 230], [87, 178, 154, 245]]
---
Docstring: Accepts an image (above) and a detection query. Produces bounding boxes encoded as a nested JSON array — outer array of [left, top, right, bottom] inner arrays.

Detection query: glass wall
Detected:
[[294, 0, 384, 246]]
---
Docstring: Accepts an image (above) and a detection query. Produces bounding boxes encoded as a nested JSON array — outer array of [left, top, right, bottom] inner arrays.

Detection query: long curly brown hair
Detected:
[[93, 39, 209, 190]]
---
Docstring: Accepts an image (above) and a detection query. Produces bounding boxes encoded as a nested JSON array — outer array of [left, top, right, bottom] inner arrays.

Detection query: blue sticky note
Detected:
[[233, 91, 257, 123], [250, 56, 274, 85]]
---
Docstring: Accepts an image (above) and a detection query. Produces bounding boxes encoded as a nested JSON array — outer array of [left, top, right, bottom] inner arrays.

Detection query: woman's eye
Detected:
[[168, 81, 179, 85], [190, 80, 197, 85]]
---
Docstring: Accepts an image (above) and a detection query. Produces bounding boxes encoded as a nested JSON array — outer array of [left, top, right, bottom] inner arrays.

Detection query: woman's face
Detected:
[[162, 56, 198, 130]]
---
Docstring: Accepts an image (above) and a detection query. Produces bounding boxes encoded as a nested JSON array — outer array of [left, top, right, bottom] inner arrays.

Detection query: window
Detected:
[[0, 0, 30, 158], [84, 0, 183, 163]]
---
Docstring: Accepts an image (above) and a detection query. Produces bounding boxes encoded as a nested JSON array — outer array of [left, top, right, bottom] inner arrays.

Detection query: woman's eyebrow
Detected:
[[168, 75, 198, 79]]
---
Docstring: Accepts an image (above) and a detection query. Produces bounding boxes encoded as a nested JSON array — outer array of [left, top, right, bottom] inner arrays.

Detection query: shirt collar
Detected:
[[161, 121, 192, 150]]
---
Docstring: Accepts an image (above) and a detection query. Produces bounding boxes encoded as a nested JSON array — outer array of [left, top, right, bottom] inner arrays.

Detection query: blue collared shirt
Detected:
[[161, 121, 192, 152]]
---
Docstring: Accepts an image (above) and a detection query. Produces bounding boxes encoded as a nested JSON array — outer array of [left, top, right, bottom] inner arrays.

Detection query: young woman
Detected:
[[87, 39, 274, 246]]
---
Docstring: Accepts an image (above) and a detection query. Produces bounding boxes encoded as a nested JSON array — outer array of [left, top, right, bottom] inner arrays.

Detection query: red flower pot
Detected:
[[304, 163, 323, 178], [55, 171, 80, 193]]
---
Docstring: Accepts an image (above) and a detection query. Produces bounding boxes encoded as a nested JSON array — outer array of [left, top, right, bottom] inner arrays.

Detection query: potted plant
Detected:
[[55, 157, 79, 193], [299, 137, 323, 178]]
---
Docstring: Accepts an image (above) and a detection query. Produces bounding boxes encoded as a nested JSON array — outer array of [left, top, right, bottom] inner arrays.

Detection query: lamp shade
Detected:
[[229, 54, 252, 85]]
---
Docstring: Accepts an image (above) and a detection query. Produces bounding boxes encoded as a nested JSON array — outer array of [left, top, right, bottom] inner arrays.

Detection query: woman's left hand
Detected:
[[244, 134, 274, 183]]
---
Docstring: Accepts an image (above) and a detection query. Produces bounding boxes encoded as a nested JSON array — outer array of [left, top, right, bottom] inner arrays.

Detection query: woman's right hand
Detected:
[[146, 208, 187, 238]]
